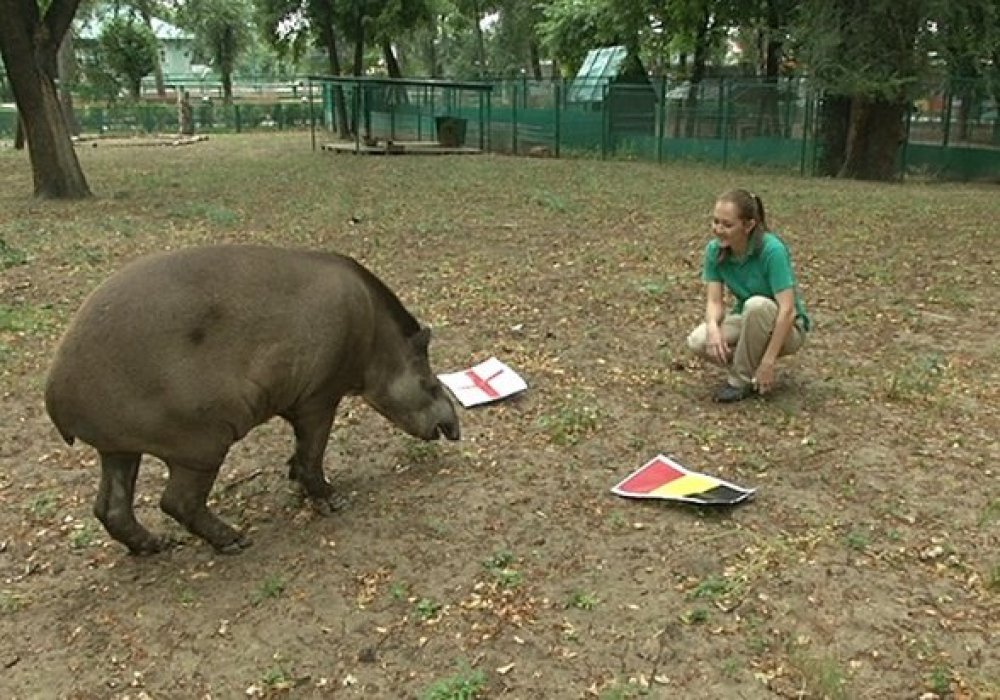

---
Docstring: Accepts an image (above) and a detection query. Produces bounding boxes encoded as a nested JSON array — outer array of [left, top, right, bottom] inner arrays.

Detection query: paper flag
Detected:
[[611, 454, 755, 506], [438, 357, 528, 408]]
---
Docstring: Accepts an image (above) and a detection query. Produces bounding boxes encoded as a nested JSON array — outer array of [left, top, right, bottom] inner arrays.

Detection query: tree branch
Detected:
[[43, 0, 83, 48]]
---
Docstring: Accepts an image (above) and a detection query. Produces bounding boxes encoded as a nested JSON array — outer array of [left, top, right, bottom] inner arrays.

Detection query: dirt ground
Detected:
[[0, 133, 997, 699]]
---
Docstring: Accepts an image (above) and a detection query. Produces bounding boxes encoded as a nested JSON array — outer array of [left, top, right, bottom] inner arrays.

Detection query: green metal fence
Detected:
[[1, 75, 997, 181]]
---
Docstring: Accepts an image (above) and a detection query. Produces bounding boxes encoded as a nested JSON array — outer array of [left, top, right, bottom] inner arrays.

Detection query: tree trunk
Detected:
[[56, 28, 79, 136], [815, 93, 850, 176], [684, 11, 712, 138], [324, 31, 350, 139], [470, 0, 486, 77], [758, 0, 782, 137], [0, 0, 91, 199], [529, 39, 542, 80], [838, 97, 906, 180], [381, 39, 408, 107], [138, 8, 166, 97]]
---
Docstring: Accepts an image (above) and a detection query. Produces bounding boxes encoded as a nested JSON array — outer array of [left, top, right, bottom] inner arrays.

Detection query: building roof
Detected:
[[567, 46, 650, 102]]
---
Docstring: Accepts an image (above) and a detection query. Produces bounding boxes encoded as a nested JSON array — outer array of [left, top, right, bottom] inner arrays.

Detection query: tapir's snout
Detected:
[[438, 418, 460, 441]]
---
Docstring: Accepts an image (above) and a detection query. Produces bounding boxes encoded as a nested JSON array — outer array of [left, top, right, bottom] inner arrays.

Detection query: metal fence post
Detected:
[[308, 78, 316, 151], [512, 80, 519, 154], [601, 83, 609, 160], [554, 79, 562, 158], [657, 75, 666, 164], [721, 80, 730, 168], [942, 91, 953, 147]]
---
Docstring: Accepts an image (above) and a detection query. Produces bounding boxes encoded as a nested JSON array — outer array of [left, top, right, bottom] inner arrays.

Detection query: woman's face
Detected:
[[712, 200, 755, 251]]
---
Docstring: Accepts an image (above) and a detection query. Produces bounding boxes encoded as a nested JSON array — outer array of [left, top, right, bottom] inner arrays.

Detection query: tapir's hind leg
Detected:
[[160, 462, 251, 554], [283, 402, 346, 514], [95, 451, 172, 555]]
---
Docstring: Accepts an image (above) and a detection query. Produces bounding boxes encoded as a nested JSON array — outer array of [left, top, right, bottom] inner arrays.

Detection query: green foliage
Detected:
[[482, 549, 523, 588], [566, 590, 599, 610], [98, 15, 159, 100], [177, 0, 253, 100], [253, 574, 287, 603], [415, 597, 442, 620], [421, 660, 487, 700], [537, 397, 601, 445], [0, 239, 28, 270]]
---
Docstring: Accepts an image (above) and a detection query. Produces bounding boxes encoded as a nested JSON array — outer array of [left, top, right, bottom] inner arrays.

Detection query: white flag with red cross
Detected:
[[438, 357, 528, 407]]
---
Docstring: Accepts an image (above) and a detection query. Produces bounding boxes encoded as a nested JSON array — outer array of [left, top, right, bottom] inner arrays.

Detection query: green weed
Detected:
[[69, 521, 97, 550], [537, 399, 601, 446], [26, 492, 58, 520], [567, 590, 599, 611], [0, 590, 24, 613], [928, 665, 952, 695], [415, 597, 442, 620], [0, 239, 28, 269], [253, 575, 286, 604], [885, 353, 946, 401], [389, 581, 409, 601], [681, 607, 710, 624], [844, 530, 871, 552], [421, 660, 486, 700], [0, 303, 52, 334], [482, 550, 523, 588], [789, 651, 848, 700], [980, 499, 1000, 526], [690, 574, 737, 601]]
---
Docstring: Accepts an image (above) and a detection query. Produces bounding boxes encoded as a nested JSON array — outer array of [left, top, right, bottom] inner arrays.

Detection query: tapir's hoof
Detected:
[[310, 492, 349, 516], [215, 534, 253, 555], [127, 534, 176, 556]]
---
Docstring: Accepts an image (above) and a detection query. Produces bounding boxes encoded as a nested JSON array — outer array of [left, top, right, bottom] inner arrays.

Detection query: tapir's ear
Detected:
[[411, 326, 431, 352]]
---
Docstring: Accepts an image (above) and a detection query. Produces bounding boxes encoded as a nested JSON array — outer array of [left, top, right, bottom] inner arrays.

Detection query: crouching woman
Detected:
[[686, 189, 811, 402]]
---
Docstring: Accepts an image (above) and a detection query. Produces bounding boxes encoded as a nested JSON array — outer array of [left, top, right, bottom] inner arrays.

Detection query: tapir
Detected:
[[44, 245, 460, 555]]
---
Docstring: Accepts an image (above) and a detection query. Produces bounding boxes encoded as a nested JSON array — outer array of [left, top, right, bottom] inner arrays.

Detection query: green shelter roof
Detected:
[[567, 46, 628, 102]]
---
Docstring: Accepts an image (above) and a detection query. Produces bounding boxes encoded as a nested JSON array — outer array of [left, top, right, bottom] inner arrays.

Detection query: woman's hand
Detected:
[[754, 358, 776, 393], [706, 323, 730, 365]]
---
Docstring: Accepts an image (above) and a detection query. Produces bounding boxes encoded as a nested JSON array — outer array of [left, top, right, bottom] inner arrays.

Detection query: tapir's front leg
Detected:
[[283, 401, 346, 514]]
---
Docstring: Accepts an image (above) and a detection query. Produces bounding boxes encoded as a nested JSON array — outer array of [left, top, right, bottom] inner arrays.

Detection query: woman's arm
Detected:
[[704, 281, 729, 364], [755, 287, 795, 392]]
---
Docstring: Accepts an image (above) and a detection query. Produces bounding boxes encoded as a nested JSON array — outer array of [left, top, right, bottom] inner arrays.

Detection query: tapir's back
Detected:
[[44, 245, 372, 459]]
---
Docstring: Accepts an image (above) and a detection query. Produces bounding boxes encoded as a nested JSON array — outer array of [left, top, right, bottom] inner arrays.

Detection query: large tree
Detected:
[[0, 0, 91, 199], [796, 0, 925, 180], [178, 0, 252, 104]]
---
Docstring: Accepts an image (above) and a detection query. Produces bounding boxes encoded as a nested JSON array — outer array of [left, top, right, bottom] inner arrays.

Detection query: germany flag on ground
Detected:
[[611, 454, 755, 506]]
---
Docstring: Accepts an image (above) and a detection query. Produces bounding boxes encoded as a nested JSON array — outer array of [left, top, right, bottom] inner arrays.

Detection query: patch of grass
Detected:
[[566, 590, 599, 611], [986, 562, 1000, 592], [0, 590, 24, 613], [26, 491, 59, 520], [68, 521, 97, 550], [721, 656, 743, 679], [681, 607, 710, 624], [0, 303, 52, 334], [885, 352, 946, 402], [608, 510, 628, 529], [177, 586, 196, 606], [636, 277, 677, 296], [415, 597, 442, 620], [260, 663, 296, 691], [980, 499, 1000, 526], [597, 683, 644, 700], [253, 574, 286, 604], [421, 661, 487, 700], [482, 549, 522, 589], [0, 239, 28, 269], [928, 665, 952, 695], [789, 651, 848, 700], [401, 440, 441, 465], [689, 574, 737, 601], [68, 243, 106, 265], [389, 581, 409, 601], [531, 190, 567, 212], [844, 530, 871, 552], [537, 398, 602, 446], [168, 201, 241, 226]]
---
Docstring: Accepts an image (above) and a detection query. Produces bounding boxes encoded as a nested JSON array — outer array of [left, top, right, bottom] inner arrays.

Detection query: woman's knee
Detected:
[[686, 324, 708, 354], [743, 295, 777, 317]]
